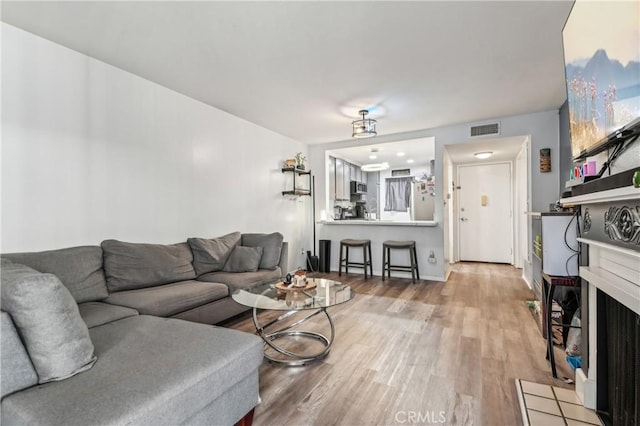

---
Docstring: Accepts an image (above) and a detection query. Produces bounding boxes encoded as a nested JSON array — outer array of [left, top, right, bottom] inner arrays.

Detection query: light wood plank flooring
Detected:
[[224, 263, 574, 425]]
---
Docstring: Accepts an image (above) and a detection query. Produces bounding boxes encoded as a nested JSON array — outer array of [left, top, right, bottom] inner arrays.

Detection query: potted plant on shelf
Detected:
[[295, 152, 306, 170]]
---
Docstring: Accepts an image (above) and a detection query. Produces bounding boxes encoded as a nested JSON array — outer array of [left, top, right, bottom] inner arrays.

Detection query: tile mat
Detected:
[[515, 379, 602, 426]]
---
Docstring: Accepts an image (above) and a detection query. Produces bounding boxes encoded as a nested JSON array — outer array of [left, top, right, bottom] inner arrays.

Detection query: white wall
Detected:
[[1, 23, 309, 269], [309, 110, 560, 281]]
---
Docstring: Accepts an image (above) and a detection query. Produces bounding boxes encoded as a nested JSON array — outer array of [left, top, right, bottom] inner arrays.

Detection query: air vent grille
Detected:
[[470, 122, 500, 137]]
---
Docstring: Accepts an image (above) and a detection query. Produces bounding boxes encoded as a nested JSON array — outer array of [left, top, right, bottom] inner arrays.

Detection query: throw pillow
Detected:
[[241, 232, 284, 270], [0, 259, 97, 383], [222, 246, 263, 273], [188, 232, 241, 276]]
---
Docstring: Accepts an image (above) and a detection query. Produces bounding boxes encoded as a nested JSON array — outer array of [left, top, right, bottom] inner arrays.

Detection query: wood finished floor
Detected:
[[224, 263, 574, 426]]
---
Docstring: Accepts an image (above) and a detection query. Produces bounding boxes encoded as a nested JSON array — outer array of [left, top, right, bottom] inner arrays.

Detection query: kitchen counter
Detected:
[[320, 220, 437, 227]]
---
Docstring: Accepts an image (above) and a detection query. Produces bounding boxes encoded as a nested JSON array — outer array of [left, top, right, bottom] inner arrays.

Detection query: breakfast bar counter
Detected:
[[320, 220, 437, 227], [317, 219, 444, 281]]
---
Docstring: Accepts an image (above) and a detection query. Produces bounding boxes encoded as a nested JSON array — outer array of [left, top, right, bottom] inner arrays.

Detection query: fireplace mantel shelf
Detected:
[[561, 185, 640, 205]]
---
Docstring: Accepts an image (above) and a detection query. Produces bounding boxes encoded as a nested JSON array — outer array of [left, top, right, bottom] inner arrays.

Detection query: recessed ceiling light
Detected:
[[369, 155, 377, 159], [362, 162, 390, 172], [407, 159, 414, 163], [474, 151, 493, 159], [397, 152, 405, 157]]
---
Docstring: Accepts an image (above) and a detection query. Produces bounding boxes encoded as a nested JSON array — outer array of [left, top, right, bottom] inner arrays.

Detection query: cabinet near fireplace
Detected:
[[561, 185, 639, 426]]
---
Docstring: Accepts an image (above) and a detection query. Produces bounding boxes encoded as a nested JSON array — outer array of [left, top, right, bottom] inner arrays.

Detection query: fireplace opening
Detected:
[[596, 290, 639, 426]]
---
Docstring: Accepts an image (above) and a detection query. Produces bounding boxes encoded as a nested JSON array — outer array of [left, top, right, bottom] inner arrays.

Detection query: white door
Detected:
[[458, 162, 513, 263]]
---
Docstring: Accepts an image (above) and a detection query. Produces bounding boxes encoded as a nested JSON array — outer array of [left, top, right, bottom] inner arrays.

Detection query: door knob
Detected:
[[460, 217, 468, 221]]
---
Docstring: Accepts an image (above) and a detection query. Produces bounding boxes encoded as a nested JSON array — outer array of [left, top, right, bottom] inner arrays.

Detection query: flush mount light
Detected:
[[361, 162, 389, 172], [407, 159, 414, 163], [397, 152, 405, 157], [369, 155, 377, 159], [474, 151, 493, 159], [352, 110, 377, 138]]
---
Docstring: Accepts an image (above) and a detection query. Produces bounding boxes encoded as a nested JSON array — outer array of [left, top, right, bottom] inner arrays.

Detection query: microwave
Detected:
[[350, 181, 367, 194]]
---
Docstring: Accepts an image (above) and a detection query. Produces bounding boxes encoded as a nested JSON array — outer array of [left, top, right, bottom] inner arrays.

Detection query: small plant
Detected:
[[295, 152, 306, 169]]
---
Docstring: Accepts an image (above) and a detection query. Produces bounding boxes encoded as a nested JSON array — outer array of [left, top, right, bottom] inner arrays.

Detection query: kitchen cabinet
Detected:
[[343, 162, 351, 200], [335, 158, 345, 201], [328, 156, 336, 201]]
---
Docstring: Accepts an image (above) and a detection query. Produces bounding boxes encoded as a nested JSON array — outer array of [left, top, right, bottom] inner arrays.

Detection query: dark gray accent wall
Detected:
[[559, 100, 573, 195]]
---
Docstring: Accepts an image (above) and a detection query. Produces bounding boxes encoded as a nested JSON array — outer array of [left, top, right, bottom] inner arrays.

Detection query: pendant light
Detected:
[[352, 110, 377, 138]]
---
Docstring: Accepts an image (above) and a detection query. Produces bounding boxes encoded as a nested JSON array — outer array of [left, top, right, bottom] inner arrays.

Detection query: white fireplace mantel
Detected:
[[561, 186, 640, 410]]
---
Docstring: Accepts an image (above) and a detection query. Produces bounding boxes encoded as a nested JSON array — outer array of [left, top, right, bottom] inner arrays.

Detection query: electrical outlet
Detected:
[[300, 248, 305, 256], [428, 250, 437, 264]]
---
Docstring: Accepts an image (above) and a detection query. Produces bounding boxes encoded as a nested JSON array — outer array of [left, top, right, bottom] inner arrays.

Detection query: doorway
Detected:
[[457, 162, 513, 263]]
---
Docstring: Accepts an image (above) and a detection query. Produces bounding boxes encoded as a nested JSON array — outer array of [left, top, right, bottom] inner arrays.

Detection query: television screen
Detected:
[[563, 0, 640, 159]]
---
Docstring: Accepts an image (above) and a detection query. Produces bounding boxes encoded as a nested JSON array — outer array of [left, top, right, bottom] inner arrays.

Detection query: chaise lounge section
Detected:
[[1, 231, 287, 425]]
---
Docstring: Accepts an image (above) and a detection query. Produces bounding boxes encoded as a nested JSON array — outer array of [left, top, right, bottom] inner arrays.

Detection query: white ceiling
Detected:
[[1, 1, 573, 145], [445, 136, 527, 164]]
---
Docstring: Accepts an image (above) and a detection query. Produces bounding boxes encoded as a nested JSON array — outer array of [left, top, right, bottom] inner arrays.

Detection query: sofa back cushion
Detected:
[[241, 233, 284, 270], [102, 240, 197, 292], [1, 311, 38, 398], [187, 232, 241, 276], [1, 259, 97, 383], [2, 246, 108, 303]]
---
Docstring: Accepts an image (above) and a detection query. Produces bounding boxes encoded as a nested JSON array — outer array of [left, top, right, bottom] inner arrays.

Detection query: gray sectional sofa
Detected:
[[1, 232, 288, 425]]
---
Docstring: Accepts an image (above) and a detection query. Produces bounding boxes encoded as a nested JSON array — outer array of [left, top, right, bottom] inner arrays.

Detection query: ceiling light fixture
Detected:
[[407, 159, 414, 163], [361, 162, 389, 172], [369, 155, 377, 159], [352, 110, 377, 138], [474, 151, 493, 159], [397, 152, 405, 157]]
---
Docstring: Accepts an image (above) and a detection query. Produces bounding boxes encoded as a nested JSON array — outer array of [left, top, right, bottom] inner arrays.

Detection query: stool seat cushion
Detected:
[[383, 240, 416, 248], [340, 239, 370, 246]]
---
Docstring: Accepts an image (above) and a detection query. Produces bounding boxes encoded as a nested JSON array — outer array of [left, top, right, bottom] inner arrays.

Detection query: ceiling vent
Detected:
[[469, 122, 500, 138]]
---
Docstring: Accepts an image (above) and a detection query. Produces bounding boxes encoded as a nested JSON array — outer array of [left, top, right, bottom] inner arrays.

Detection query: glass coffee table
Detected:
[[232, 277, 354, 366]]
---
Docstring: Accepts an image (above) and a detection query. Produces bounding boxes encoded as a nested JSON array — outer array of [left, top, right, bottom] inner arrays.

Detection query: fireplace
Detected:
[[560, 185, 640, 425], [596, 290, 639, 425]]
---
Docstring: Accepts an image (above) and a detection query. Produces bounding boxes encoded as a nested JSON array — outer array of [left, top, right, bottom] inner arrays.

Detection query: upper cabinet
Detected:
[[335, 157, 345, 201], [328, 156, 336, 201]]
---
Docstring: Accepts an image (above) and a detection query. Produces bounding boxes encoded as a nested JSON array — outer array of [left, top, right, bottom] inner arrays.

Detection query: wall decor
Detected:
[[539, 148, 551, 172]]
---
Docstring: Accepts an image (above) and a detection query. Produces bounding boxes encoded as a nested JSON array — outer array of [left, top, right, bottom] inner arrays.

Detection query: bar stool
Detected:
[[338, 239, 373, 279], [382, 240, 420, 282]]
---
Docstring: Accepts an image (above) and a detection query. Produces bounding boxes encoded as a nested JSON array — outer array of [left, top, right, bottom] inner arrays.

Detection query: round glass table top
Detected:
[[232, 277, 353, 311]]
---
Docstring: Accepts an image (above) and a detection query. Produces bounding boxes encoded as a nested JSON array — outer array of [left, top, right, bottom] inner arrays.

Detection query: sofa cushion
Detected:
[[2, 246, 108, 303], [188, 232, 241, 275], [78, 302, 139, 329], [198, 268, 282, 292], [0, 259, 97, 383], [222, 246, 263, 273], [242, 232, 284, 270], [104, 280, 229, 317], [102, 239, 197, 292], [1, 311, 38, 398], [0, 315, 263, 426]]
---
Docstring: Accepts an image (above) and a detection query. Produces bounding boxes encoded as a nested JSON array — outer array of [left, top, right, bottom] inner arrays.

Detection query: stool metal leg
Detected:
[[382, 245, 386, 281], [368, 243, 373, 277], [345, 246, 350, 275], [338, 243, 343, 276], [410, 245, 416, 282], [362, 244, 368, 279], [413, 246, 420, 280]]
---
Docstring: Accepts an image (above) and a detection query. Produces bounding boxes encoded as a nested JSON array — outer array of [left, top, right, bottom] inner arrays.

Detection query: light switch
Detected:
[[481, 195, 488, 206]]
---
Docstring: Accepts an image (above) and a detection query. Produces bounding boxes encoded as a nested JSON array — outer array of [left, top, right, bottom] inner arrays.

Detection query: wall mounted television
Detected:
[[562, 0, 640, 161]]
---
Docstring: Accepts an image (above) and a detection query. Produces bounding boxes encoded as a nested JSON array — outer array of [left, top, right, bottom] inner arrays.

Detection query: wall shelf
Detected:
[[282, 168, 311, 197]]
